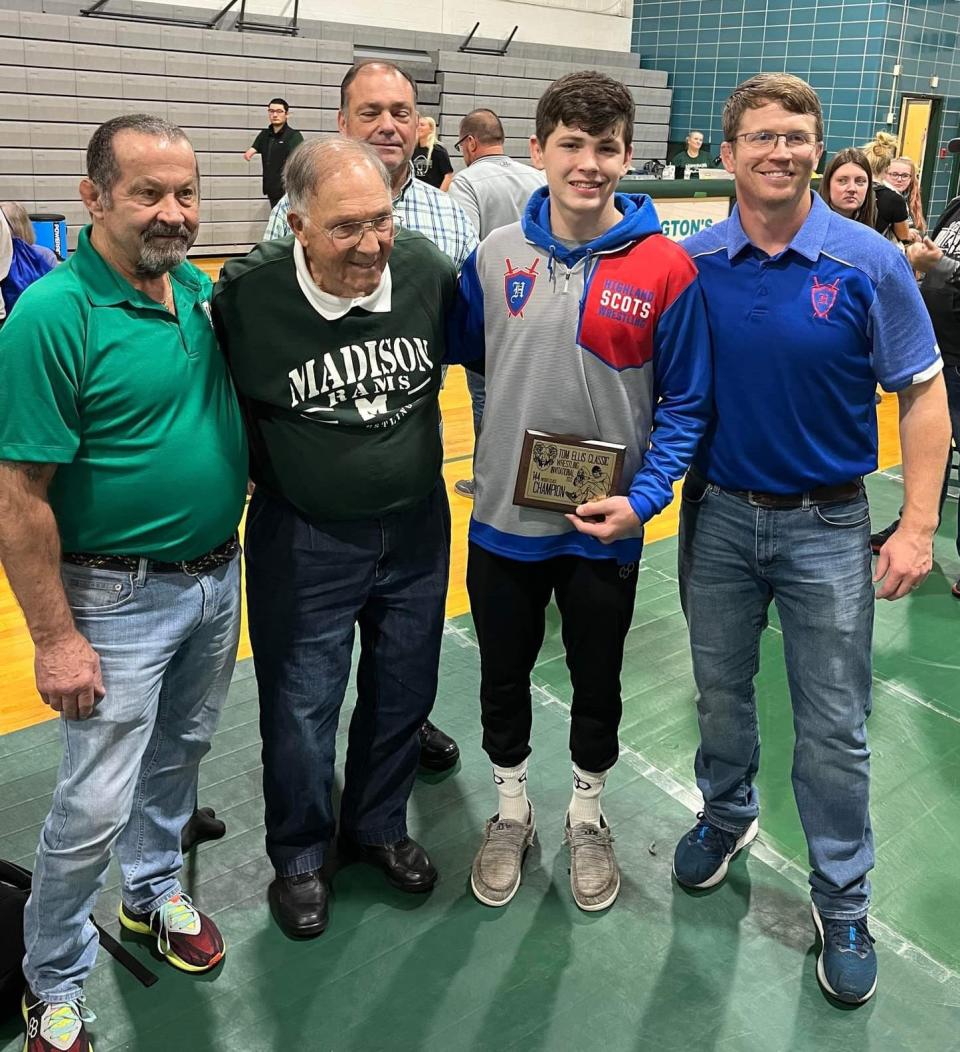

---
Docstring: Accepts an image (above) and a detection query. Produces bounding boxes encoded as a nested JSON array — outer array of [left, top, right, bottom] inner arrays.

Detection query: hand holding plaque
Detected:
[[513, 430, 626, 516]]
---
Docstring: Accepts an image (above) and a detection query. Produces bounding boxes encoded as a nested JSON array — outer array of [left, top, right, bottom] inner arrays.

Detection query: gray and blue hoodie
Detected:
[[450, 186, 713, 564]]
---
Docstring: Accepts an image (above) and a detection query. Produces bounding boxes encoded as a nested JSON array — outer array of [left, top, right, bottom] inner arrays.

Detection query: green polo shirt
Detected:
[[0, 226, 248, 560]]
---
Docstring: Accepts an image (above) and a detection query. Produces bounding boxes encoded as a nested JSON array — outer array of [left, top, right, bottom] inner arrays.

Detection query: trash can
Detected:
[[28, 214, 68, 261]]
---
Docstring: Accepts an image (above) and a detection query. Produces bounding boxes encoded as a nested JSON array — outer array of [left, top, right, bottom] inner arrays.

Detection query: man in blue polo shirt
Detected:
[[672, 74, 949, 1006]]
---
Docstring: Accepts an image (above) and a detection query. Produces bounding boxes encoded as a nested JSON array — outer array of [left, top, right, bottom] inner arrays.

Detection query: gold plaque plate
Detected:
[[513, 430, 626, 515]]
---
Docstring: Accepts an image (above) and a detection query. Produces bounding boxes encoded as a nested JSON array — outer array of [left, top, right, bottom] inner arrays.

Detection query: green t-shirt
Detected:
[[0, 226, 249, 560], [213, 230, 457, 521], [670, 150, 711, 169]]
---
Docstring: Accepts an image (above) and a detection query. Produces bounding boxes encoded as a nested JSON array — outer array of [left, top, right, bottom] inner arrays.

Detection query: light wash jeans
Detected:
[[678, 474, 874, 919], [23, 556, 241, 1003]]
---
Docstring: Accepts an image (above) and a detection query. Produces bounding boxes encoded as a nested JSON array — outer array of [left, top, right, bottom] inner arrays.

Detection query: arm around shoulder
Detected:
[[629, 273, 713, 523], [445, 248, 486, 366]]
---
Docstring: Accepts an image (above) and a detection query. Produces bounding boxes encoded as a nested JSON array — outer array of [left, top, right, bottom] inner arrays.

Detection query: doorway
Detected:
[[897, 94, 943, 214]]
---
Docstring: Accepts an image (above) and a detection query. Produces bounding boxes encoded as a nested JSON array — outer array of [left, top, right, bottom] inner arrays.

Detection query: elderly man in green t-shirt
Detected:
[[0, 114, 248, 1052], [213, 137, 457, 941]]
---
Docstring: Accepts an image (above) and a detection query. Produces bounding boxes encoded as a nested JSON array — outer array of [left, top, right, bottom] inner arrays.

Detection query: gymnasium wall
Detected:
[[0, 3, 670, 255]]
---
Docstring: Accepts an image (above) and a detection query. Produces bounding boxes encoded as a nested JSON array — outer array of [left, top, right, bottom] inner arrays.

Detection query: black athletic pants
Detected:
[[467, 543, 638, 773]]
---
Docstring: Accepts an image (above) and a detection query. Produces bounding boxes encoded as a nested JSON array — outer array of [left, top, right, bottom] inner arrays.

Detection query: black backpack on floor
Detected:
[[0, 859, 157, 1022], [0, 859, 30, 1020]]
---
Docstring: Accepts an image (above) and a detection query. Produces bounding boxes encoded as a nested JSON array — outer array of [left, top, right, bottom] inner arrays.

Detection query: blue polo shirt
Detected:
[[683, 193, 941, 493]]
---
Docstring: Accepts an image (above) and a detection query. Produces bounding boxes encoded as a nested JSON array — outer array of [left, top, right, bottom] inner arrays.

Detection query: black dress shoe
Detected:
[[338, 835, 438, 893], [181, 806, 226, 853], [418, 719, 460, 771], [268, 871, 330, 938]]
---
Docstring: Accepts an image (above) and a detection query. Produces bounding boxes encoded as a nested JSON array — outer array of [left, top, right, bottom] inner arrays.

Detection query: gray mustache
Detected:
[[143, 223, 190, 240]]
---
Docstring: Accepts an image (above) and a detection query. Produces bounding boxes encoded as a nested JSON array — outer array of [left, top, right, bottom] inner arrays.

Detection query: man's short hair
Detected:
[[269, 97, 290, 111], [339, 61, 418, 111], [86, 114, 192, 204], [459, 108, 505, 146], [535, 71, 634, 148], [285, 137, 391, 217], [722, 73, 823, 144]]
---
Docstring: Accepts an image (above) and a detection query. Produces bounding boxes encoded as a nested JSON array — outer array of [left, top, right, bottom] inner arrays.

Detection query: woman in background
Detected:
[[670, 130, 710, 169], [0, 201, 56, 318], [1, 202, 58, 267], [861, 132, 913, 241], [820, 148, 877, 227], [885, 156, 927, 236], [413, 116, 454, 191]]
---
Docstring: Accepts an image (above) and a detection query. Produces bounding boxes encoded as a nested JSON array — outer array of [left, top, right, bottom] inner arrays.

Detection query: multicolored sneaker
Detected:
[[672, 812, 759, 889], [22, 989, 95, 1052], [812, 904, 878, 1004], [119, 892, 225, 973]]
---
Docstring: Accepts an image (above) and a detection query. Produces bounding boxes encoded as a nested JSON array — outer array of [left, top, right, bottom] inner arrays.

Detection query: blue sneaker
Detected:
[[812, 904, 878, 1004], [672, 812, 759, 889]]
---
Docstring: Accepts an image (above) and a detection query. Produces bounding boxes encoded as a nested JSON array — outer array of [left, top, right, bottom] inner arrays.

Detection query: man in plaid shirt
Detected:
[[264, 61, 476, 274]]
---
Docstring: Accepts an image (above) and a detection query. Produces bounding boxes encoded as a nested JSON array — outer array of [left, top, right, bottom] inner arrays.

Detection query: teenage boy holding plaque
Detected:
[[448, 71, 713, 912]]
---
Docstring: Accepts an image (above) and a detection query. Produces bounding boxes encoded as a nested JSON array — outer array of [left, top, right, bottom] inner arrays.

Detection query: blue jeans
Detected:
[[23, 556, 241, 1003], [465, 367, 485, 440], [678, 475, 874, 918], [245, 483, 450, 877]]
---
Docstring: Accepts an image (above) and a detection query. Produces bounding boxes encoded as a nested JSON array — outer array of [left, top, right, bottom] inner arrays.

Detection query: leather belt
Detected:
[[62, 536, 239, 575], [724, 481, 862, 509]]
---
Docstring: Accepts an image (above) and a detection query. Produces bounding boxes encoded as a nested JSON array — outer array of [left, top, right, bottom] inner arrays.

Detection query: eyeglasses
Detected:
[[322, 213, 401, 247], [730, 130, 820, 152], [267, 108, 287, 115], [454, 134, 473, 154], [887, 171, 912, 180]]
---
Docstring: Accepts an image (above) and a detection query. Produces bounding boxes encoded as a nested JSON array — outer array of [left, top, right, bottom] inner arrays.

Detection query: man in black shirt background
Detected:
[[244, 98, 305, 207]]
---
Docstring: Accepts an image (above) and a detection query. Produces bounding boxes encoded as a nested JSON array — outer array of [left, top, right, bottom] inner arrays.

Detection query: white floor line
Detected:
[[441, 620, 960, 988], [878, 677, 960, 725]]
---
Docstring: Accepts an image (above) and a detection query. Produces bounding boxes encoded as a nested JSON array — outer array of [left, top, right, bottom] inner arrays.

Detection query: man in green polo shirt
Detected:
[[213, 138, 456, 940], [0, 114, 248, 1052]]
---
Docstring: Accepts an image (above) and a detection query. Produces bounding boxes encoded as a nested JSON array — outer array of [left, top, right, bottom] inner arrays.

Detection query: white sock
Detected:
[[493, 761, 529, 822], [568, 764, 608, 828]]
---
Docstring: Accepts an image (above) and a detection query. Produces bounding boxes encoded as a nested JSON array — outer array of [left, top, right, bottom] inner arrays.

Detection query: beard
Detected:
[[135, 220, 197, 276]]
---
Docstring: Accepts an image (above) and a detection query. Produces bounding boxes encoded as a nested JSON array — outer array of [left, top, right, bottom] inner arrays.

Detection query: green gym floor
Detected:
[[2, 468, 958, 1052]]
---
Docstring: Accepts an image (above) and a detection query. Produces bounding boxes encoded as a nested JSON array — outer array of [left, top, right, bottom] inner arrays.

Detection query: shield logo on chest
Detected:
[[811, 275, 841, 319], [504, 257, 540, 317]]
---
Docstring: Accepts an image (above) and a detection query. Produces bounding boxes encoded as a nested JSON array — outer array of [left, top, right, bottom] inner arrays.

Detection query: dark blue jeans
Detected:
[[465, 367, 485, 440], [245, 483, 450, 876]]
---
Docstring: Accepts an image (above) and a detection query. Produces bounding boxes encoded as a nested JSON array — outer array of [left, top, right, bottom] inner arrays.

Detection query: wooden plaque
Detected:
[[512, 429, 626, 515]]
